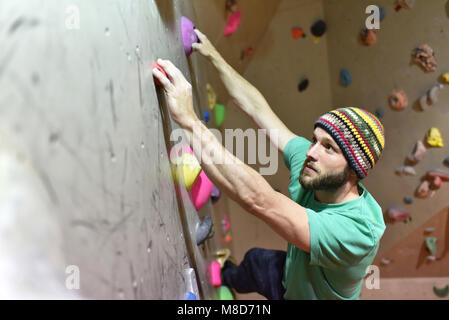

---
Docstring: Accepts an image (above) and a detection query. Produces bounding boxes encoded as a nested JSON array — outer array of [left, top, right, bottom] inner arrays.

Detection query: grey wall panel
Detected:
[[0, 0, 217, 299]]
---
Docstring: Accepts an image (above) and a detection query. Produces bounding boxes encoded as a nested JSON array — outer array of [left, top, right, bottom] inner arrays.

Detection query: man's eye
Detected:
[[326, 145, 334, 151]]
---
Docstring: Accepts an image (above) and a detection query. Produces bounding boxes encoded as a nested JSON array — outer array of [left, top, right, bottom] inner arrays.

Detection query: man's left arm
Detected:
[[152, 59, 310, 252]]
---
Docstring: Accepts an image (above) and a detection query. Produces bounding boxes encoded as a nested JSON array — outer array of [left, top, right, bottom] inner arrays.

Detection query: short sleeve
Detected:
[[307, 208, 376, 270], [283, 136, 312, 171]]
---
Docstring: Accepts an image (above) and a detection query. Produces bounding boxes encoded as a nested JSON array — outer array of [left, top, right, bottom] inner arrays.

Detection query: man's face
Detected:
[[299, 127, 351, 191]]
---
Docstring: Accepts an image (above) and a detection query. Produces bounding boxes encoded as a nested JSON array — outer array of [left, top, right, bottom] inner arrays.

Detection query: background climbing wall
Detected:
[[210, 0, 449, 299], [0, 0, 238, 299]]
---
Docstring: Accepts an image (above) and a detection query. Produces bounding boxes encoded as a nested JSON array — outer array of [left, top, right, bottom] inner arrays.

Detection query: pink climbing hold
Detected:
[[224, 11, 241, 36], [181, 16, 199, 56], [209, 261, 222, 288], [387, 207, 410, 223], [191, 170, 213, 211], [426, 169, 449, 182], [407, 140, 426, 165], [415, 180, 435, 199]]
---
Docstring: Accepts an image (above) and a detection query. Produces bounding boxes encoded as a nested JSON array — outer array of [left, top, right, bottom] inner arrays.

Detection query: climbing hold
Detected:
[[429, 176, 443, 190], [206, 84, 217, 110], [221, 215, 231, 235], [375, 108, 385, 119], [425, 227, 436, 233], [181, 16, 199, 57], [215, 248, 231, 268], [419, 84, 445, 111], [412, 44, 437, 73], [291, 27, 305, 39], [209, 261, 222, 288], [379, 7, 387, 21], [426, 169, 449, 182], [185, 292, 197, 300], [415, 180, 435, 199], [203, 110, 210, 123], [442, 72, 449, 83], [395, 165, 417, 176], [224, 11, 241, 36], [298, 78, 309, 92], [215, 103, 226, 127], [311, 19, 326, 38], [433, 285, 449, 298], [171, 152, 202, 191], [191, 170, 214, 210], [225, 0, 238, 13], [210, 185, 221, 203], [196, 216, 214, 246], [380, 258, 391, 265], [388, 89, 408, 111], [360, 28, 377, 46], [407, 140, 426, 165], [387, 207, 410, 223], [444, 156, 449, 167], [152, 62, 168, 86], [224, 232, 232, 243], [404, 196, 414, 204], [245, 46, 254, 57], [340, 69, 352, 87], [426, 127, 444, 148], [217, 286, 235, 300], [425, 237, 437, 256]]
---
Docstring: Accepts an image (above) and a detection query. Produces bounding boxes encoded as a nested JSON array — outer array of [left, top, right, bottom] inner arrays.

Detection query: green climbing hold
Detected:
[[433, 285, 449, 298], [425, 237, 437, 256], [215, 103, 226, 127], [217, 285, 235, 300]]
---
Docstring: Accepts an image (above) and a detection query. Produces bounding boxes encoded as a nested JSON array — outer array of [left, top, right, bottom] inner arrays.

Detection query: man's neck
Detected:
[[314, 182, 361, 204]]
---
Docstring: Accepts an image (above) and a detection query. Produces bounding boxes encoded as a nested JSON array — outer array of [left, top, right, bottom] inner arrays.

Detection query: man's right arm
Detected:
[[193, 29, 297, 153]]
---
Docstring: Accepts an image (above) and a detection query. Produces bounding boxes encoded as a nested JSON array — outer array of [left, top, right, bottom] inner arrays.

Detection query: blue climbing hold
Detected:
[[340, 69, 352, 87], [185, 291, 197, 300], [204, 110, 210, 123], [379, 7, 386, 22], [375, 108, 385, 119], [444, 156, 449, 167], [404, 196, 414, 204]]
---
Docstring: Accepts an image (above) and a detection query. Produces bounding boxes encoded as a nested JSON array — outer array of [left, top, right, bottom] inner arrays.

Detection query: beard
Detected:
[[299, 162, 351, 191]]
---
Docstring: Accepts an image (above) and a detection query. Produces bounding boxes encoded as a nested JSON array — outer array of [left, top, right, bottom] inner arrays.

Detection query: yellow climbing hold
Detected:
[[171, 153, 202, 191], [426, 127, 444, 148], [207, 83, 217, 110], [442, 72, 449, 83]]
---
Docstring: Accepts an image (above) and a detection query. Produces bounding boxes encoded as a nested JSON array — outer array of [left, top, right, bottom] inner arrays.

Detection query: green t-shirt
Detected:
[[282, 136, 386, 300]]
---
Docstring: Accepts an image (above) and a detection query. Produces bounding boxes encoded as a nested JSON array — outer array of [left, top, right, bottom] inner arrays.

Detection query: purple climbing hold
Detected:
[[181, 16, 198, 57], [211, 185, 221, 203]]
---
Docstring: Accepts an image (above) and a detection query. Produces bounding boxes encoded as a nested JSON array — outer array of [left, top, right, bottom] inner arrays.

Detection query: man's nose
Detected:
[[306, 143, 319, 161]]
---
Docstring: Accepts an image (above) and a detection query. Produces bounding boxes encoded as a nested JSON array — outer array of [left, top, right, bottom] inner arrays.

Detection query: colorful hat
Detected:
[[314, 107, 385, 179]]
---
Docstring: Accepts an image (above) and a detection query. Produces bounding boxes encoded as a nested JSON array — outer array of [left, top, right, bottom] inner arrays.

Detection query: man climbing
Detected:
[[152, 29, 386, 300]]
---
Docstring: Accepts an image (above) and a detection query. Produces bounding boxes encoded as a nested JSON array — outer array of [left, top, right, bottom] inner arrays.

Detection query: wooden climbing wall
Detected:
[[0, 0, 222, 299]]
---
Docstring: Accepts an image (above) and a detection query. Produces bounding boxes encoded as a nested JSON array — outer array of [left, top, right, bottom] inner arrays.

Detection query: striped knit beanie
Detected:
[[314, 107, 385, 180]]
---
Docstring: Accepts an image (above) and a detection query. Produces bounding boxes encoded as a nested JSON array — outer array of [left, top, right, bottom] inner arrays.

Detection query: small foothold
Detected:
[[443, 157, 449, 167], [425, 237, 437, 256], [185, 292, 197, 300], [209, 261, 222, 288], [224, 11, 241, 36], [225, 0, 238, 13], [412, 44, 437, 73], [224, 232, 232, 243], [210, 185, 221, 203], [196, 216, 214, 246], [395, 165, 416, 176], [404, 196, 414, 204], [426, 169, 449, 182], [214, 103, 226, 127], [217, 286, 234, 300], [379, 7, 387, 21], [442, 72, 449, 83], [206, 84, 217, 110], [375, 108, 385, 118], [433, 285, 449, 298], [388, 89, 408, 110], [426, 127, 444, 148], [298, 78, 309, 92], [311, 19, 326, 37], [360, 28, 377, 46], [380, 258, 391, 265], [181, 17, 199, 57], [425, 227, 435, 233], [415, 180, 433, 199], [340, 69, 352, 87], [152, 62, 168, 86], [387, 206, 410, 223], [291, 26, 304, 39], [407, 140, 426, 165], [203, 110, 210, 123], [215, 248, 231, 268], [221, 215, 231, 235], [397, 0, 415, 10]]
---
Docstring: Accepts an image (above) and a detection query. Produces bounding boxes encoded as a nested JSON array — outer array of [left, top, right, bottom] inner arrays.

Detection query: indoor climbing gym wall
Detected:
[[0, 0, 236, 300]]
